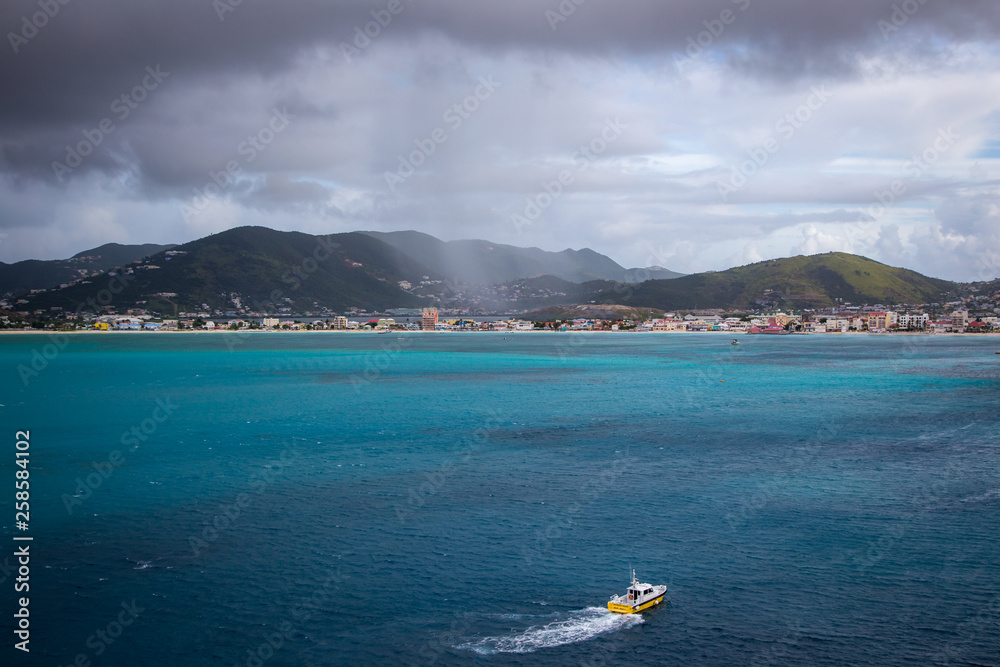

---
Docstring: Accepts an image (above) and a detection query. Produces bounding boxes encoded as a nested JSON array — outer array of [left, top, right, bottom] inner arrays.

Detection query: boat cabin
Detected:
[[628, 585, 654, 601]]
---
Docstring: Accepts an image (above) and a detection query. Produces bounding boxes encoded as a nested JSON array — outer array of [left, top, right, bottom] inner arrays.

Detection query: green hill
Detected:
[[595, 252, 956, 310], [15, 233, 958, 316], [0, 242, 175, 298], [16, 228, 679, 315], [522, 303, 663, 321], [20, 227, 436, 314]]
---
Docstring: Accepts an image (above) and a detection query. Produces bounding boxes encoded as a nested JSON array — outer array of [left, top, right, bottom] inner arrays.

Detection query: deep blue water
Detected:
[[1, 332, 999, 666]]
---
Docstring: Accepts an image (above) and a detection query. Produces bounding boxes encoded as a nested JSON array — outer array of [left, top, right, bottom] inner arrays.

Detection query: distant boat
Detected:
[[607, 569, 667, 614]]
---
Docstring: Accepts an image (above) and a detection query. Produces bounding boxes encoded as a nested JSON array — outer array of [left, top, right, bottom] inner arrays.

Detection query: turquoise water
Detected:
[[2, 332, 999, 665]]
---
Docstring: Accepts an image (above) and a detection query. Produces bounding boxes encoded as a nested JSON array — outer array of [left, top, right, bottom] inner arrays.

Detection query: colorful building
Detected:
[[866, 312, 895, 331], [422, 308, 438, 331]]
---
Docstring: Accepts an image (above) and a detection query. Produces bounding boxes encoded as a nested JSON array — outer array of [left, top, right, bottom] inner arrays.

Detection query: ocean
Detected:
[[2, 332, 999, 666]]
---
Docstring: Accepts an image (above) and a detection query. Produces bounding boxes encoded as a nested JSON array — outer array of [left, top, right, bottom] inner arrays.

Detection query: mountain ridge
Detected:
[[359, 230, 677, 283], [7, 227, 961, 315], [0, 242, 176, 298]]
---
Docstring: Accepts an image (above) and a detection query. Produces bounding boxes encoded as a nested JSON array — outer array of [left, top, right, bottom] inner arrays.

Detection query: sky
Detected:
[[2, 0, 999, 282]]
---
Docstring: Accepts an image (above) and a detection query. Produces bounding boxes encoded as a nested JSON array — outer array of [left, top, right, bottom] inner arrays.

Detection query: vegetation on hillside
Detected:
[[594, 252, 956, 310]]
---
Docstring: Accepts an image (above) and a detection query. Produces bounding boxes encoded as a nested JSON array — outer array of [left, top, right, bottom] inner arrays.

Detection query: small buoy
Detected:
[[720, 380, 724, 383]]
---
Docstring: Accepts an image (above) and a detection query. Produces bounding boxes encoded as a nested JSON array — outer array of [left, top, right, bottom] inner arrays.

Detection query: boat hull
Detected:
[[607, 592, 665, 614]]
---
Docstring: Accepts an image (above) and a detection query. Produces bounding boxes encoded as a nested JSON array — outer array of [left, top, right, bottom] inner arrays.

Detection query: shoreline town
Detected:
[[1, 306, 997, 335]]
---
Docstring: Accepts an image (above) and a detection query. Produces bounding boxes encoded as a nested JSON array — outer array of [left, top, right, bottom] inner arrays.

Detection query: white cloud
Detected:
[[2, 2, 1000, 282]]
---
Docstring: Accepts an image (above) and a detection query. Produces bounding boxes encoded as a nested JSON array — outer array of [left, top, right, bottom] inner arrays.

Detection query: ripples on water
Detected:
[[3, 333, 999, 665]]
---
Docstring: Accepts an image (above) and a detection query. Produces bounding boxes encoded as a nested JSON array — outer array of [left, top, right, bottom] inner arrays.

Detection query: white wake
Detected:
[[960, 488, 1000, 503], [460, 606, 644, 654]]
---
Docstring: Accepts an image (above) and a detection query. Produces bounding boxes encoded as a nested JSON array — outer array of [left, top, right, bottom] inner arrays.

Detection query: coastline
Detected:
[[0, 329, 994, 337]]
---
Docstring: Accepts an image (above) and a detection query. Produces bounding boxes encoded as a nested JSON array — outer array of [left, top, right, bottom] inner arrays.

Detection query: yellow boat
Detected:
[[607, 569, 667, 614]]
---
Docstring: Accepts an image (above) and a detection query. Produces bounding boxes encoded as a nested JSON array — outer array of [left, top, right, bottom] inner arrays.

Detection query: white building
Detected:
[[897, 313, 930, 329]]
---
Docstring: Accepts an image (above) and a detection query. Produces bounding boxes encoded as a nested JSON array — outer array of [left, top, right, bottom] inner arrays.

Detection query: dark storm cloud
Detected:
[[1, 1, 999, 278], [0, 0, 992, 188], [4, 0, 999, 123]]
